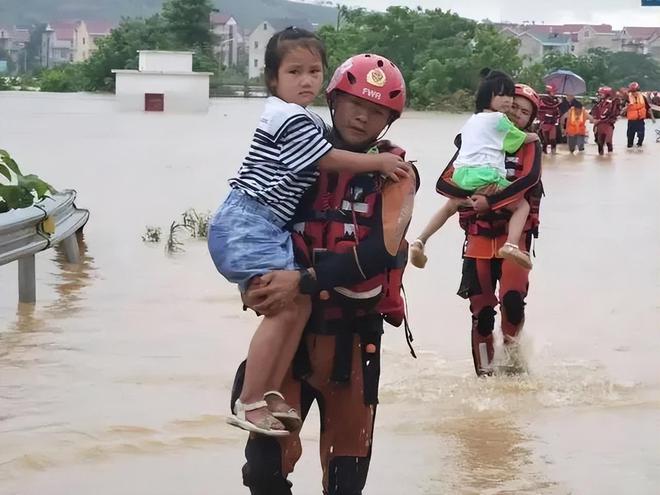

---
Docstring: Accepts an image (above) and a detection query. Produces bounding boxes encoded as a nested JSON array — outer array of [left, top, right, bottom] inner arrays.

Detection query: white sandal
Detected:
[[264, 391, 302, 432], [227, 399, 289, 437]]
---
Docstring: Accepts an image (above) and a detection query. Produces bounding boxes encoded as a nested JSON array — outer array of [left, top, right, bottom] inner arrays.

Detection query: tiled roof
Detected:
[[265, 18, 314, 32], [623, 26, 660, 40], [505, 23, 614, 35], [85, 21, 115, 35], [530, 32, 572, 45], [49, 21, 77, 41], [211, 13, 234, 25], [563, 24, 613, 34]]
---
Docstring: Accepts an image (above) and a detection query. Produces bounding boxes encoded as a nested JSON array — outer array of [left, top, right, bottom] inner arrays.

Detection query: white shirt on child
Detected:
[[453, 111, 526, 174], [229, 96, 333, 223]]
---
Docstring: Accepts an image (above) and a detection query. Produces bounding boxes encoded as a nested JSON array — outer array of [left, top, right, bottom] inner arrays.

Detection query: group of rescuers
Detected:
[[204, 26, 651, 495]]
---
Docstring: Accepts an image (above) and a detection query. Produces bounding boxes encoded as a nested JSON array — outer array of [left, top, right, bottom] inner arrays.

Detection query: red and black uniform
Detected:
[[233, 139, 418, 495], [591, 97, 620, 154], [436, 135, 542, 375], [538, 95, 561, 153]]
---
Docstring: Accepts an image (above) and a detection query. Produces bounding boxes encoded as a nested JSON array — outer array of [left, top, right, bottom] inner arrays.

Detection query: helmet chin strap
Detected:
[[376, 121, 393, 142]]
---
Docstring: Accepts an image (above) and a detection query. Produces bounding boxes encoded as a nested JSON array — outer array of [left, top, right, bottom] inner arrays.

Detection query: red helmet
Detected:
[[629, 81, 640, 92], [326, 54, 406, 119], [545, 84, 556, 95], [598, 86, 613, 96], [515, 83, 540, 120]]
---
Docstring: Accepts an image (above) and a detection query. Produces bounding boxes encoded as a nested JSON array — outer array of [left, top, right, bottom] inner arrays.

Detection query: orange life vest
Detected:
[[627, 92, 647, 121], [566, 108, 587, 136]]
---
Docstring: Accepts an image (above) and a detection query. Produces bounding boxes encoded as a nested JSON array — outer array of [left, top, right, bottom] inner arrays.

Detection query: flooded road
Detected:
[[1, 93, 659, 494]]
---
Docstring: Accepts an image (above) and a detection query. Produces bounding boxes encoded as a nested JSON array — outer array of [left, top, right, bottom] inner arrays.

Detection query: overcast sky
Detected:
[[340, 0, 660, 28]]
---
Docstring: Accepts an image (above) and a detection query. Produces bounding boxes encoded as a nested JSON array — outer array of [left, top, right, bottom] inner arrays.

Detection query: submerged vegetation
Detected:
[[143, 208, 211, 254]]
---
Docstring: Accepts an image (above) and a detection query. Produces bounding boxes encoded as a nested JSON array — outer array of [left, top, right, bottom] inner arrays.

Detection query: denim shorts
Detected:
[[208, 188, 295, 292]]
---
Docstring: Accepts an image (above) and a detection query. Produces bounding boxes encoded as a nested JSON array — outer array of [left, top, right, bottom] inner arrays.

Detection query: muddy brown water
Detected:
[[1, 93, 659, 494]]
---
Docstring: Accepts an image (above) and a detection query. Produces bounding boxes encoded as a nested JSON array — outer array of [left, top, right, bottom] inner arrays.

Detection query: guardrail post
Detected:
[[18, 254, 36, 303], [62, 234, 80, 263]]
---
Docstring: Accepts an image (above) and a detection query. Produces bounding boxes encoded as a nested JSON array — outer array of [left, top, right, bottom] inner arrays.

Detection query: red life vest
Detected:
[[593, 98, 619, 125], [438, 140, 542, 259], [539, 95, 560, 125], [460, 144, 542, 258], [291, 142, 409, 327]]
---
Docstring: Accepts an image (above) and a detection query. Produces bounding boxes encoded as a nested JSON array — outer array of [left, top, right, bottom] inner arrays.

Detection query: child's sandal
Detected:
[[498, 242, 533, 270], [409, 239, 428, 269], [227, 399, 289, 437], [264, 391, 302, 432]]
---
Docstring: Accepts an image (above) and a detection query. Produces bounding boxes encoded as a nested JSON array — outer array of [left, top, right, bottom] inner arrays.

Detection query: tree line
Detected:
[[5, 5, 660, 110]]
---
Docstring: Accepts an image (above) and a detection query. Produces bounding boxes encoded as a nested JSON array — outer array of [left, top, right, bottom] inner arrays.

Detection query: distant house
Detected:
[[501, 27, 571, 64], [618, 26, 660, 61], [647, 32, 660, 62], [73, 21, 114, 62], [248, 18, 315, 79], [0, 27, 11, 53], [42, 20, 114, 67], [0, 27, 11, 73], [211, 13, 241, 67], [570, 24, 618, 55], [0, 26, 29, 72], [500, 23, 623, 62], [42, 21, 77, 67]]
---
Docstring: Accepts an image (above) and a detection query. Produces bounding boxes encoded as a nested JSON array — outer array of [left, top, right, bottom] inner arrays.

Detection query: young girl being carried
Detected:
[[208, 28, 409, 436], [410, 70, 538, 270]]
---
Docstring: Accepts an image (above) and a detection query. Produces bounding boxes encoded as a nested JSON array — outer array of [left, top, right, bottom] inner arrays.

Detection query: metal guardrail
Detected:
[[0, 189, 89, 302]]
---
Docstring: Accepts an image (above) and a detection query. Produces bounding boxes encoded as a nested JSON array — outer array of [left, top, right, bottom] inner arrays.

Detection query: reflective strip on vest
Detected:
[[334, 285, 383, 300], [341, 200, 369, 213]]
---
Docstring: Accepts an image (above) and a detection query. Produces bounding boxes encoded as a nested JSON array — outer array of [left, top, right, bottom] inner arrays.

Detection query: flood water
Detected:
[[1, 92, 659, 495]]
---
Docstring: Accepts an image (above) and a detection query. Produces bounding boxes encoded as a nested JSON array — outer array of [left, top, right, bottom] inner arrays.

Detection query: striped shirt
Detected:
[[229, 97, 333, 223]]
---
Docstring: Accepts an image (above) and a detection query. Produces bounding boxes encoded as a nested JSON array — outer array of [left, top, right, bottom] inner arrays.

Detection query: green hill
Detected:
[[0, 0, 338, 31]]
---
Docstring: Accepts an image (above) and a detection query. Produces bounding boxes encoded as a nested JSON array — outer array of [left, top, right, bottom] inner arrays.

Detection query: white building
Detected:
[[211, 13, 241, 67], [112, 51, 213, 113], [42, 20, 114, 67], [618, 26, 660, 61], [73, 21, 114, 63], [42, 21, 77, 67], [248, 18, 314, 79]]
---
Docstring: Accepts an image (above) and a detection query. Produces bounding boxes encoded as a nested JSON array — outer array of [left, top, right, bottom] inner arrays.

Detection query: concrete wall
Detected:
[[114, 72, 210, 112], [138, 52, 193, 73]]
